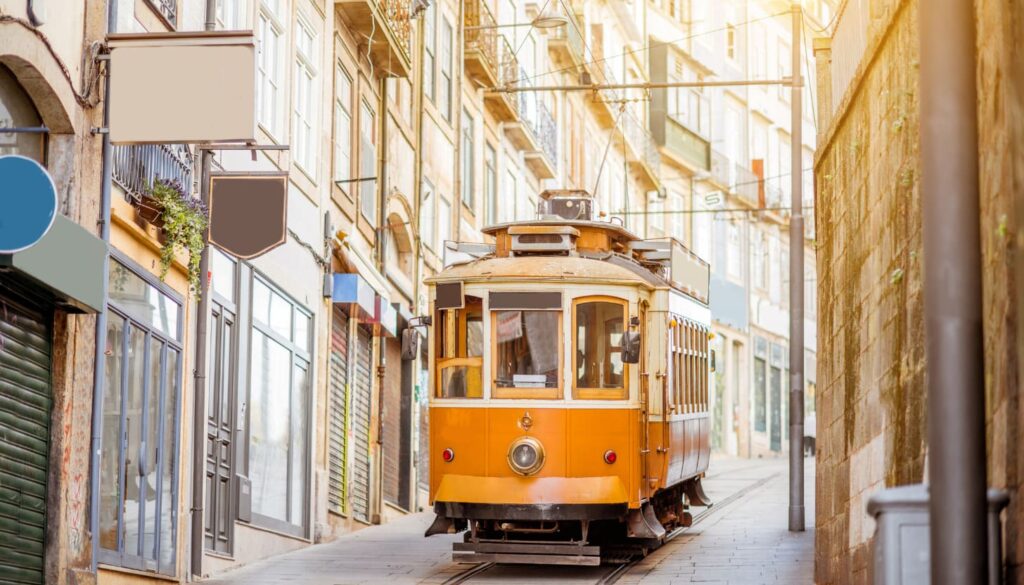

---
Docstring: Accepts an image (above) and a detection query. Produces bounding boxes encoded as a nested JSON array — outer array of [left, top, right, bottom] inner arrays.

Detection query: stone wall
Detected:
[[813, 0, 1024, 582]]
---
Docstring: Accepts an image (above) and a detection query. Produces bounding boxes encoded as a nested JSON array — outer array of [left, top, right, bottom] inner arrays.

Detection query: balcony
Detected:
[[334, 0, 413, 78], [481, 38, 521, 122], [654, 115, 710, 171], [734, 163, 759, 207], [523, 100, 558, 179], [621, 109, 661, 188], [112, 144, 194, 203], [584, 60, 623, 126], [547, 8, 584, 68], [464, 0, 500, 87]]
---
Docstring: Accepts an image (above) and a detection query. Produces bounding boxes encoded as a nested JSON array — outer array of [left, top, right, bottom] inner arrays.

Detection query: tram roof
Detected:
[[424, 254, 663, 289]]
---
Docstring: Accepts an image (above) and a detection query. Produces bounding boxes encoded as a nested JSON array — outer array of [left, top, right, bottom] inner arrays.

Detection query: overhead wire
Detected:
[[514, 9, 789, 87]]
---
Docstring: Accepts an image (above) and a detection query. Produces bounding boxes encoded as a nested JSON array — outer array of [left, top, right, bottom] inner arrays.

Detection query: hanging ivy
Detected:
[[147, 179, 208, 297]]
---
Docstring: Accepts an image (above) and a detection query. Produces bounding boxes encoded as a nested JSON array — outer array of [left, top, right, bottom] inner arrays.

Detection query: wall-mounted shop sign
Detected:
[[208, 173, 288, 259], [107, 31, 256, 143], [0, 155, 56, 253]]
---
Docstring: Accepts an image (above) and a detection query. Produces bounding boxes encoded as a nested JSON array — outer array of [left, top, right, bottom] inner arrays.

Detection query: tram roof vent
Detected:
[[509, 225, 579, 255], [537, 189, 596, 222]]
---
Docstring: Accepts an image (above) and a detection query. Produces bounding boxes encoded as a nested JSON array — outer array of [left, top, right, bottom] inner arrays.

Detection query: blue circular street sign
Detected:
[[0, 155, 57, 254]]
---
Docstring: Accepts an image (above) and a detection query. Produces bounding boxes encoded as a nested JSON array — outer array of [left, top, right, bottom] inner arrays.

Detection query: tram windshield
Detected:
[[492, 310, 562, 399]]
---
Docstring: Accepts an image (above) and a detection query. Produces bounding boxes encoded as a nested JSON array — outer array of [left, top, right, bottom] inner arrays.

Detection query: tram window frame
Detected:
[[572, 296, 629, 400], [490, 309, 563, 400], [434, 295, 484, 398]]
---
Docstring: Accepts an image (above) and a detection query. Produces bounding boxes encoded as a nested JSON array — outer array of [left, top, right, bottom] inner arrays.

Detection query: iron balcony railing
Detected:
[[622, 108, 661, 176], [534, 100, 558, 166], [146, 0, 177, 27], [734, 162, 759, 205], [380, 0, 413, 61], [465, 0, 499, 73], [711, 149, 731, 189], [547, 8, 584, 63], [112, 144, 194, 202]]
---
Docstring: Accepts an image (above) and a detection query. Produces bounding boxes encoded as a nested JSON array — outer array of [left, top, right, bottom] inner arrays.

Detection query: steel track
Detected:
[[441, 472, 780, 585]]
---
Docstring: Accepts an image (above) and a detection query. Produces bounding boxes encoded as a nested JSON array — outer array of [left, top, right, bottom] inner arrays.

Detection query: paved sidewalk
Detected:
[[624, 456, 816, 585]]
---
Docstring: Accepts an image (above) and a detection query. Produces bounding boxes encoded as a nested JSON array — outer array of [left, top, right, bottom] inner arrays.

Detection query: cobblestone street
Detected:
[[204, 456, 814, 585]]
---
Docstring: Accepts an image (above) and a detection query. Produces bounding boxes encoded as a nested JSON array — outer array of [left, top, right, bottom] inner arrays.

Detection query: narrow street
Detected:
[[203, 457, 814, 585]]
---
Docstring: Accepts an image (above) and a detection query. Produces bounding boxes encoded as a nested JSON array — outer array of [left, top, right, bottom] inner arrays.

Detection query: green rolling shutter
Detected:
[[0, 292, 51, 585]]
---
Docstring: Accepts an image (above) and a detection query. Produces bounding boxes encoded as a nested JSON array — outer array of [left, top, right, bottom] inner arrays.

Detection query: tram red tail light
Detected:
[[442, 448, 455, 463], [604, 450, 617, 464]]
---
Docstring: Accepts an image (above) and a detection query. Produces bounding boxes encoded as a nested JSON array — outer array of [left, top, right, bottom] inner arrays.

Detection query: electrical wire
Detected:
[[0, 15, 103, 108], [511, 0, 552, 63], [801, 15, 819, 134], [516, 9, 788, 87], [618, 204, 815, 216]]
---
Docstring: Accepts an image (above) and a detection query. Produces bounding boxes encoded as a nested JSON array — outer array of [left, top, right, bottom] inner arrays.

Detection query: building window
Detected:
[[249, 276, 312, 535], [293, 18, 319, 175], [778, 40, 791, 102], [0, 64, 45, 163], [752, 229, 767, 290], [754, 356, 767, 433], [503, 168, 516, 223], [438, 195, 452, 252], [669, 191, 684, 240], [648, 198, 664, 238], [99, 259, 182, 575], [727, 222, 742, 280], [333, 64, 353, 193], [484, 143, 497, 225], [439, 17, 454, 122], [421, 179, 436, 251], [216, 0, 247, 29], [423, 2, 436, 104], [359, 100, 376, 223], [461, 109, 475, 208], [257, 2, 284, 138], [691, 192, 712, 261]]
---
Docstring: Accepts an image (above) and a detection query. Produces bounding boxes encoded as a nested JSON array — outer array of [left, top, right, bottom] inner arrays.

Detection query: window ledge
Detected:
[[98, 563, 178, 582]]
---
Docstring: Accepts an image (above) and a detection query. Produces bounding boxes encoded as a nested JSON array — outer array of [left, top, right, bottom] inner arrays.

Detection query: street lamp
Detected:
[[465, 14, 568, 31]]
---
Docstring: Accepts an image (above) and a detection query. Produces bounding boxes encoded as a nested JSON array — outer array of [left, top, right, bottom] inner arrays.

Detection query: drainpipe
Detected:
[[920, 0, 988, 583], [189, 1, 218, 576], [410, 12, 426, 513], [89, 0, 117, 574], [373, 77, 389, 523]]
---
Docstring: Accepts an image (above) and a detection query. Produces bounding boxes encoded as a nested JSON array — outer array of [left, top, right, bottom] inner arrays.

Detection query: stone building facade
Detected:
[[813, 0, 1024, 582]]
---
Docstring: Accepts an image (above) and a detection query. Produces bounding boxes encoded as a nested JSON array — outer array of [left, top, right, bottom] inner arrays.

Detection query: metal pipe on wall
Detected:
[[920, 0, 988, 582], [787, 1, 805, 533], [190, 2, 218, 577], [89, 0, 117, 572]]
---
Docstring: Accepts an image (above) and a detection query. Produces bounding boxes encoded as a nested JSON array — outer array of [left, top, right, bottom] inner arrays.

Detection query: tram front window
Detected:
[[574, 299, 627, 399], [493, 310, 561, 398], [436, 296, 483, 398]]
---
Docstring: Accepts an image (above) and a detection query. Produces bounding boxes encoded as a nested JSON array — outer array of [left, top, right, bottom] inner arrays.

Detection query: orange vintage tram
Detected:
[[419, 190, 713, 565]]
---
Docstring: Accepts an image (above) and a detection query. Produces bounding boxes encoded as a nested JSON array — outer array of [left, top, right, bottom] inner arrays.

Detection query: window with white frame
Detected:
[[256, 1, 284, 137], [421, 179, 436, 251], [216, 0, 247, 29], [461, 109, 474, 208], [503, 168, 516, 222], [768, 234, 781, 304], [438, 195, 452, 251], [484, 143, 497, 225], [439, 17, 453, 122], [293, 18, 319, 175], [423, 3, 436, 103], [333, 64, 353, 191], [752, 229, 766, 290], [691, 192, 712, 262], [648, 197, 664, 238], [669, 191, 684, 240], [778, 39, 791, 102], [727, 221, 742, 280], [359, 100, 376, 222]]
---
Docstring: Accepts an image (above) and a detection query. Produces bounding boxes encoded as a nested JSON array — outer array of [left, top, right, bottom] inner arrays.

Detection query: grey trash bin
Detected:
[[866, 484, 1009, 585]]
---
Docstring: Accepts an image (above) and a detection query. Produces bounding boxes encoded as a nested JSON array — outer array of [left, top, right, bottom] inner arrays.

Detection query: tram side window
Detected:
[[493, 310, 561, 395], [436, 295, 483, 398], [574, 299, 627, 399]]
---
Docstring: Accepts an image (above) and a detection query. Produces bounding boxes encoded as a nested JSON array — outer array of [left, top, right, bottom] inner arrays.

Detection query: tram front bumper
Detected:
[[431, 474, 630, 523]]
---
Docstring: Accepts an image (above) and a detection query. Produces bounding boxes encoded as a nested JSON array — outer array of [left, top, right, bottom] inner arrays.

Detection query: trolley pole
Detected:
[[787, 2, 806, 533]]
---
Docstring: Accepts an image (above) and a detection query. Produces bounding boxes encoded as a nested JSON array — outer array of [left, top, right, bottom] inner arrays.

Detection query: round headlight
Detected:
[[507, 437, 545, 476]]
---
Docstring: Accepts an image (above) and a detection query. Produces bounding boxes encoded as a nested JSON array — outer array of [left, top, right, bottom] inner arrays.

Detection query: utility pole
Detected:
[[787, 1, 805, 533]]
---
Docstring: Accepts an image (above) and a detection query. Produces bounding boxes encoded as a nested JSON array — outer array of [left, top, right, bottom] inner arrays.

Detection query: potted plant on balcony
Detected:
[[145, 179, 209, 297]]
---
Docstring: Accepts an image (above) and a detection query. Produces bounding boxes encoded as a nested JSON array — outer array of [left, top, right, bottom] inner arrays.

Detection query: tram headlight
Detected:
[[507, 437, 545, 476]]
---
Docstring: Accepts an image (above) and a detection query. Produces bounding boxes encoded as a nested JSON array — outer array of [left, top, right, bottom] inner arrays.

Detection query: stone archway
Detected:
[[385, 190, 416, 282]]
